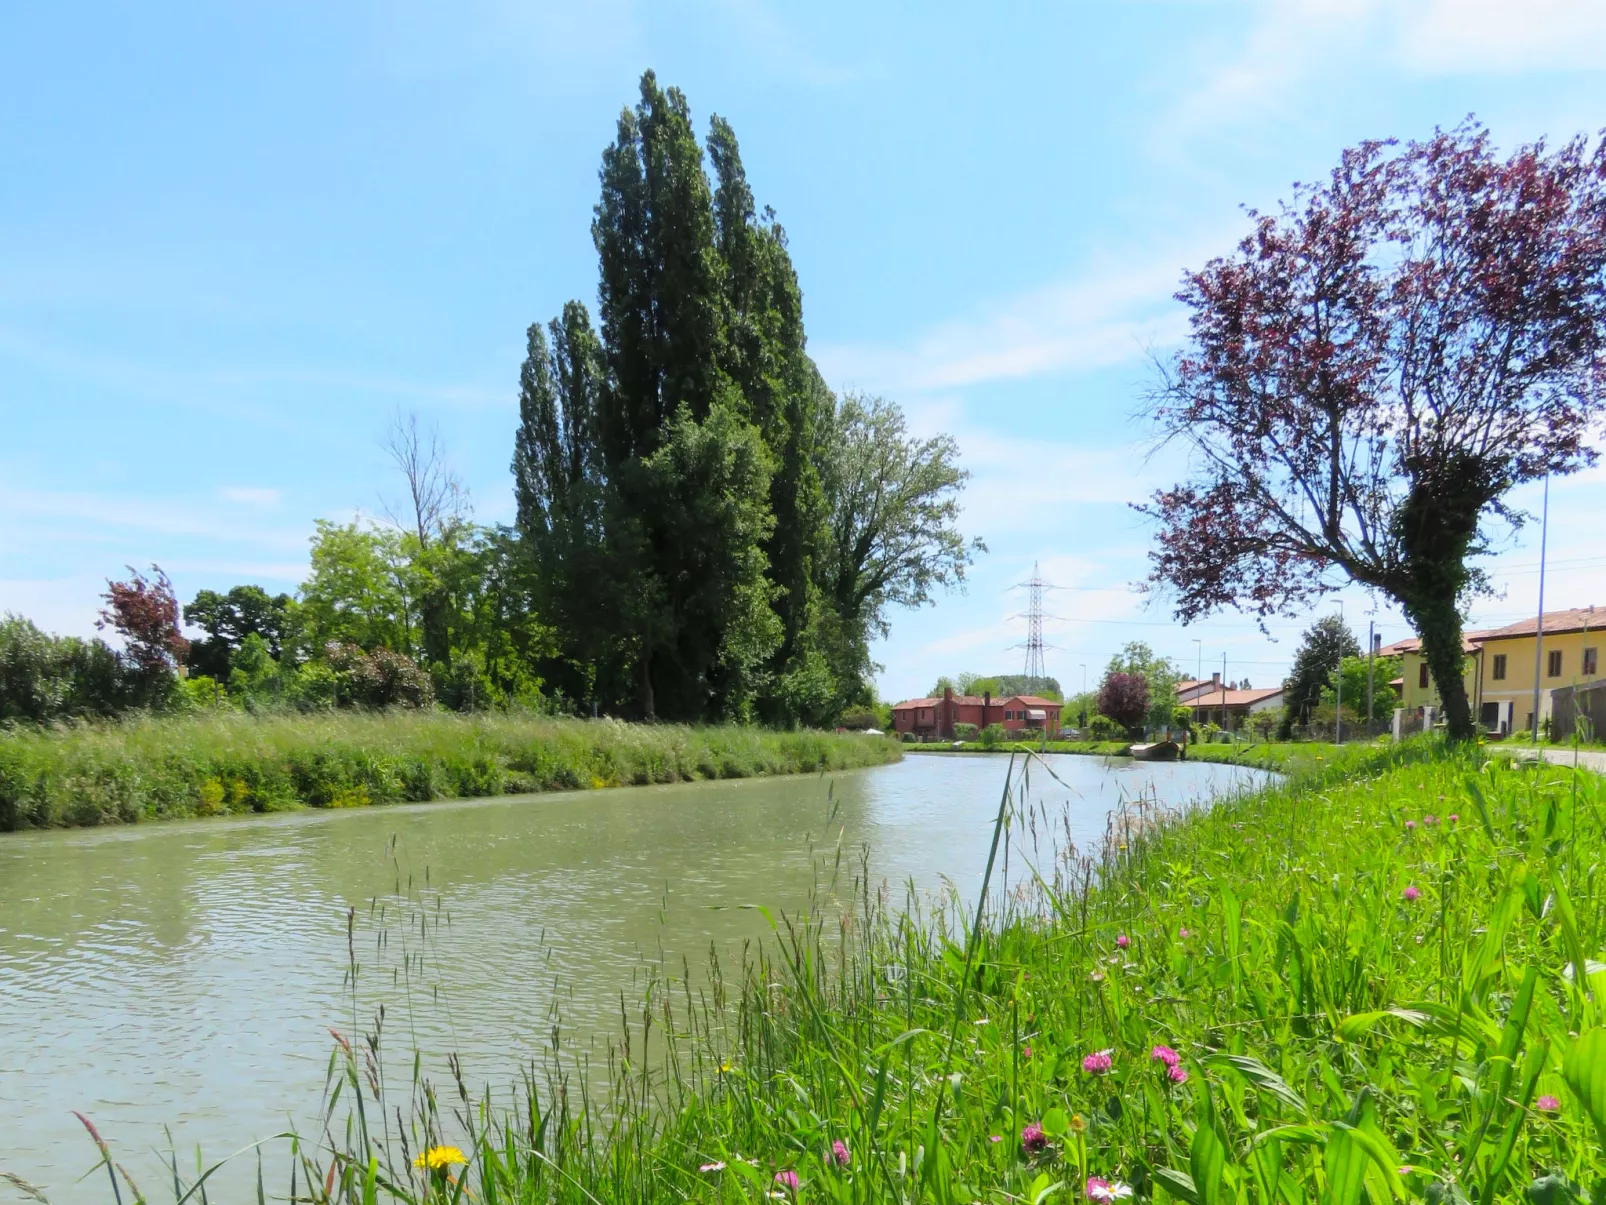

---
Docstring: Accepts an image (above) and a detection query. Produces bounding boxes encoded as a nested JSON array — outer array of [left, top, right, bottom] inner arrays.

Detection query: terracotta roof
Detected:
[[1479, 605, 1605, 640], [1188, 687, 1283, 708], [891, 693, 1061, 711], [1381, 604, 1604, 655], [1379, 634, 1487, 655]]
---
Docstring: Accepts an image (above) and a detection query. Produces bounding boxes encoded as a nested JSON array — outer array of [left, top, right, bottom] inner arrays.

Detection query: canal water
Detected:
[[0, 752, 1265, 1199]]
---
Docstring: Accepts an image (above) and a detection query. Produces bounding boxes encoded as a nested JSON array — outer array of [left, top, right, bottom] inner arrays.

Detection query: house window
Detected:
[[1492, 654, 1507, 681], [1548, 649, 1563, 678], [1586, 647, 1599, 676], [1418, 663, 1430, 689]]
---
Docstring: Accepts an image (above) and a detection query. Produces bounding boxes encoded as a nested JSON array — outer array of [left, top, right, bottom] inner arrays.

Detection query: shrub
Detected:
[[978, 723, 1005, 747], [327, 644, 434, 709], [0, 613, 134, 723], [433, 652, 498, 712], [1096, 671, 1149, 731], [953, 722, 979, 740], [1087, 713, 1123, 741], [1247, 709, 1279, 740]]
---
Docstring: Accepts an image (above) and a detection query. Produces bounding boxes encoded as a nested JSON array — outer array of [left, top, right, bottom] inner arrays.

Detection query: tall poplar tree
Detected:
[[514, 71, 979, 724]]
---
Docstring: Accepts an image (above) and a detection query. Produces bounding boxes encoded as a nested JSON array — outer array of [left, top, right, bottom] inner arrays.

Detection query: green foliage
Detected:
[[298, 519, 412, 654], [1088, 712, 1124, 740], [1105, 640, 1182, 730], [1282, 615, 1362, 730], [0, 712, 902, 830], [1320, 653, 1402, 721], [325, 643, 434, 709], [952, 722, 979, 740], [978, 722, 1006, 747], [184, 585, 297, 679], [1247, 708, 1279, 740], [957, 672, 1063, 700], [515, 74, 976, 727], [0, 613, 131, 723]]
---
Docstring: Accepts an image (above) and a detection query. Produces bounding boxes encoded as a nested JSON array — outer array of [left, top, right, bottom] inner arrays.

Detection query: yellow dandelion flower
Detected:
[[718, 1060, 734, 1074], [1069, 1113, 1087, 1133], [415, 1145, 467, 1171]]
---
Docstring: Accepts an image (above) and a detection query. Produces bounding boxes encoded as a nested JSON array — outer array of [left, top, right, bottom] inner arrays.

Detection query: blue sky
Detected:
[[3, 0, 1605, 703]]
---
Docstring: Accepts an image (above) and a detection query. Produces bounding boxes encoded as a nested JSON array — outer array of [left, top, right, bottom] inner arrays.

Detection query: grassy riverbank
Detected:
[[80, 736, 1596, 1204], [0, 711, 901, 831], [908, 737, 1346, 771]]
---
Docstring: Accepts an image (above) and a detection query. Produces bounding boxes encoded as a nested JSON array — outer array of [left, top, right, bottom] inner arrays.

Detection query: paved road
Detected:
[[1535, 747, 1606, 773]]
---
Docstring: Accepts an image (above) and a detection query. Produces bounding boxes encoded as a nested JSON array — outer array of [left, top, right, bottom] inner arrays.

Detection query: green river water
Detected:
[[0, 752, 1266, 1201]]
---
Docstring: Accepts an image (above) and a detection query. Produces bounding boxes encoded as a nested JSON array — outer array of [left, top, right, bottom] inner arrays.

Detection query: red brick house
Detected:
[[890, 687, 1061, 740]]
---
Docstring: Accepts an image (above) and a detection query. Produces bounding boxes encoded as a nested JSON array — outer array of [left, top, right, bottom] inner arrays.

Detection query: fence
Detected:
[[1551, 679, 1606, 744]]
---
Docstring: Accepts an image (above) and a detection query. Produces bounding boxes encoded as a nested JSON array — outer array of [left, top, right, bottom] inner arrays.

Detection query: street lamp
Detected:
[[1335, 600, 1345, 746]]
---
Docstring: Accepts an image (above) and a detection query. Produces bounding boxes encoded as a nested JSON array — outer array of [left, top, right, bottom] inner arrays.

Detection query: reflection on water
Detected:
[[0, 752, 1265, 1198]]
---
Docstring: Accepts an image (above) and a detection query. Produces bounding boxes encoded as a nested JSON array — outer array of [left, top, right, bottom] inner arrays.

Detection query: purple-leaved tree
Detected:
[[1143, 122, 1606, 740]]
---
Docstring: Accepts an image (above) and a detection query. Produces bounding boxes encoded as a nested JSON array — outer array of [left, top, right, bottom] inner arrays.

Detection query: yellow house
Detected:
[[1384, 604, 1604, 735]]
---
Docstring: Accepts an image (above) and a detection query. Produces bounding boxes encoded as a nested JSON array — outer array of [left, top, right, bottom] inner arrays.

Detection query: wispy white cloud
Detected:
[[815, 250, 1197, 397], [1401, 0, 1606, 74], [0, 324, 507, 431], [708, 0, 867, 88], [220, 487, 281, 507], [0, 487, 307, 551], [1164, 0, 1606, 144]]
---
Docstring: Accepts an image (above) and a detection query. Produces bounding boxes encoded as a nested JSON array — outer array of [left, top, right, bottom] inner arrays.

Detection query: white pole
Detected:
[[1335, 601, 1344, 745], [1531, 475, 1550, 742]]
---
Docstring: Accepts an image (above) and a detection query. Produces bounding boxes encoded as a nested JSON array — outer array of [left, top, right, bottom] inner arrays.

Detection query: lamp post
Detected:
[[1531, 475, 1550, 743], [1367, 619, 1376, 735], [1335, 600, 1344, 746]]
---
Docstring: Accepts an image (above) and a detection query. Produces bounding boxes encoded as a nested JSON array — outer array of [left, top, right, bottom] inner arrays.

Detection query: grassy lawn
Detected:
[[0, 711, 902, 831], [112, 736, 1606, 1202]]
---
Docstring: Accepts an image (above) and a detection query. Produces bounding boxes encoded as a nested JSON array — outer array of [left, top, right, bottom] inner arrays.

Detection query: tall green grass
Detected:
[[22, 739, 1606, 1204], [0, 711, 901, 830]]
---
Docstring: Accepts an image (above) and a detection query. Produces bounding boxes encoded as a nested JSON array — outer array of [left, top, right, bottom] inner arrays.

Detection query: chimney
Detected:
[[1212, 671, 1221, 687], [944, 685, 954, 701], [983, 689, 991, 725]]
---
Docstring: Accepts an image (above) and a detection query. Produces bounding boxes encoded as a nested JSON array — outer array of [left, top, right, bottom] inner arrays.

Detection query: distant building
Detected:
[[890, 687, 1062, 740], [1184, 683, 1283, 731], [1384, 603, 1604, 735]]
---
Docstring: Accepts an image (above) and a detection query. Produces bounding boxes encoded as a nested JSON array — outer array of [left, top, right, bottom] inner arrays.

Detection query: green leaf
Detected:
[[1323, 1128, 1368, 1205], [1203, 1053, 1310, 1117], [1223, 886, 1243, 993], [1562, 1029, 1606, 1146], [1153, 1168, 1201, 1205], [1337, 1009, 1429, 1042], [1484, 1040, 1551, 1205], [1041, 1107, 1069, 1138], [1191, 1121, 1227, 1205], [1551, 877, 1589, 997]]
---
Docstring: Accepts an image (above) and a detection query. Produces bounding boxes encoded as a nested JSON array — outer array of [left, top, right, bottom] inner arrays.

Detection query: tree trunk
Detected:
[[638, 643, 656, 723], [1402, 589, 1474, 741], [1393, 452, 1497, 744]]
